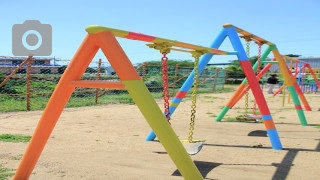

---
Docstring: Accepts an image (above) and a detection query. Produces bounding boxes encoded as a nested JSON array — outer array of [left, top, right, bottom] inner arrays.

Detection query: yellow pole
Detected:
[[287, 60, 293, 103], [282, 80, 285, 107]]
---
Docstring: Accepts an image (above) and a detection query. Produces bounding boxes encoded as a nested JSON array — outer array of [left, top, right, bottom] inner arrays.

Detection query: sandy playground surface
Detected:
[[1, 88, 320, 180]]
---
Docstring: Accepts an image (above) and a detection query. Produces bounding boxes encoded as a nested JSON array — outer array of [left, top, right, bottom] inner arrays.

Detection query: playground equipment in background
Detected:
[[215, 53, 314, 126], [146, 24, 283, 152], [272, 56, 320, 97]]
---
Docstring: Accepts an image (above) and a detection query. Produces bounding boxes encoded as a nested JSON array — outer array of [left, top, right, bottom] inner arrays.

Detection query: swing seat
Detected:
[[235, 117, 257, 122], [180, 140, 206, 155], [247, 114, 262, 121]]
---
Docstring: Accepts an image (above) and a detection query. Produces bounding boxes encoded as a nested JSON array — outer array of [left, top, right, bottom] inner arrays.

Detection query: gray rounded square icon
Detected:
[[12, 20, 52, 56]]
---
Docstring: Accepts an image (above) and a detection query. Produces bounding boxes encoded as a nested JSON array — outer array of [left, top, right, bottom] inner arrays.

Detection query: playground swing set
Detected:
[[147, 42, 206, 155], [13, 24, 313, 180]]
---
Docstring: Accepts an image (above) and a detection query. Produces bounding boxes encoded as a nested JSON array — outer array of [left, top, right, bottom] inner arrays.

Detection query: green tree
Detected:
[[285, 54, 301, 57], [138, 59, 194, 68]]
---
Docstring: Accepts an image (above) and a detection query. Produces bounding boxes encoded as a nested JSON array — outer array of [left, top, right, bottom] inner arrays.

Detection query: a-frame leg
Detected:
[[272, 48, 308, 126], [14, 35, 99, 179]]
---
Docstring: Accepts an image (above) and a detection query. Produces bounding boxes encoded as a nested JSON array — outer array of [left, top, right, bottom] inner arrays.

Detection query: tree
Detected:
[[285, 54, 301, 57], [138, 59, 194, 68], [226, 56, 265, 79]]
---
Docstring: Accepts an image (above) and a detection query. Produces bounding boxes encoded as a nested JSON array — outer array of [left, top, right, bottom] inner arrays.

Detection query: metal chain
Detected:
[[188, 56, 200, 142], [244, 39, 251, 116], [252, 43, 262, 115], [161, 53, 170, 123]]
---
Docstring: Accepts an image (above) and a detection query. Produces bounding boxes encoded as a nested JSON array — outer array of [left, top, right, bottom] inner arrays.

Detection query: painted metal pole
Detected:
[[223, 27, 282, 150], [146, 28, 229, 141], [271, 47, 308, 126], [228, 49, 274, 108], [14, 35, 100, 179]]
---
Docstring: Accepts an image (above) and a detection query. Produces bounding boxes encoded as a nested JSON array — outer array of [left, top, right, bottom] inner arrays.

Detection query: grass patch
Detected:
[[279, 117, 286, 119], [209, 114, 217, 117], [282, 107, 296, 110], [315, 126, 320, 129], [206, 112, 213, 114], [0, 165, 15, 179], [0, 134, 31, 143], [223, 117, 237, 121]]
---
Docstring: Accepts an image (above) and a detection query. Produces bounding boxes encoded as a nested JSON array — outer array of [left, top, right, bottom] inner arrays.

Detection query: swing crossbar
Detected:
[[223, 24, 275, 46], [85, 25, 230, 55]]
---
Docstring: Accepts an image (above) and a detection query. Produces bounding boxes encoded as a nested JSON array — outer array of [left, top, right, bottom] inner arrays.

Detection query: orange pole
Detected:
[[13, 34, 99, 180]]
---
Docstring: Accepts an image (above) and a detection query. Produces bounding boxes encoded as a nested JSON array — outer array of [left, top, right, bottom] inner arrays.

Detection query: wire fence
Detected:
[[0, 58, 227, 112]]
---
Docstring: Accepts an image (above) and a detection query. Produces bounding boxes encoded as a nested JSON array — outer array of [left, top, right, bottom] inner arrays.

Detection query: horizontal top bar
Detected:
[[282, 56, 304, 63], [261, 61, 278, 63], [223, 24, 275, 46], [85, 25, 230, 55]]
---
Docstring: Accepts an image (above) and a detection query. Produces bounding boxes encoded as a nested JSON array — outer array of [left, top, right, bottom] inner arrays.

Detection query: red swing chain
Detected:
[[252, 42, 262, 115], [161, 53, 170, 123]]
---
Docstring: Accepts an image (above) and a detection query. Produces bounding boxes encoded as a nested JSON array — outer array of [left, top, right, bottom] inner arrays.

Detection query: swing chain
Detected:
[[188, 56, 200, 142], [162, 53, 171, 123], [252, 43, 262, 115], [244, 39, 251, 116]]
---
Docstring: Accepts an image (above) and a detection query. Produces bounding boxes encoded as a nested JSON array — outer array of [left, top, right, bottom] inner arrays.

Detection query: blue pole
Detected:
[[145, 28, 230, 141]]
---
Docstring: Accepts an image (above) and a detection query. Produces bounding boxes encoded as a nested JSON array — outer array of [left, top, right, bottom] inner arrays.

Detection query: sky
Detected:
[[0, 0, 320, 66]]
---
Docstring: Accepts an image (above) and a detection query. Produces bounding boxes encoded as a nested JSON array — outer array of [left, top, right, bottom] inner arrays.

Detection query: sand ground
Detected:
[[1, 88, 320, 180]]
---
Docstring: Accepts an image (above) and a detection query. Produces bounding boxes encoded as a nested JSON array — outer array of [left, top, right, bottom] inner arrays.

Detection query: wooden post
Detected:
[[203, 68, 207, 82], [95, 59, 102, 103], [142, 62, 147, 82], [212, 68, 219, 90], [0, 56, 33, 88], [26, 59, 32, 111]]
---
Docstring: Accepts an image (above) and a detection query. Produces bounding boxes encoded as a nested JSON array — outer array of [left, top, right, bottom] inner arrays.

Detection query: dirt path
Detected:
[[1, 89, 320, 179]]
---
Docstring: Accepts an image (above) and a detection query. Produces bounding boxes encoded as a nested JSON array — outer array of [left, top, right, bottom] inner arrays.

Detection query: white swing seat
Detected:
[[247, 114, 262, 121], [180, 140, 206, 155]]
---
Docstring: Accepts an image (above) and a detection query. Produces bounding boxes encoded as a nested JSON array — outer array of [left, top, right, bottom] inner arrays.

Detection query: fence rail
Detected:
[[0, 60, 226, 112]]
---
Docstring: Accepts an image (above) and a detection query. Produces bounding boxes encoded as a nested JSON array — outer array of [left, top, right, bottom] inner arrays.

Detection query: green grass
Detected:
[[315, 126, 320, 129], [282, 107, 296, 110], [209, 114, 217, 117], [0, 134, 31, 143], [223, 117, 237, 121], [0, 165, 15, 180], [279, 117, 286, 119], [206, 112, 213, 114]]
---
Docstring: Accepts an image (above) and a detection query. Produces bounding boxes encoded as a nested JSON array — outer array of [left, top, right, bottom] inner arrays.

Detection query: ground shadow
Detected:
[[171, 141, 320, 179], [248, 130, 268, 137], [172, 161, 221, 179]]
